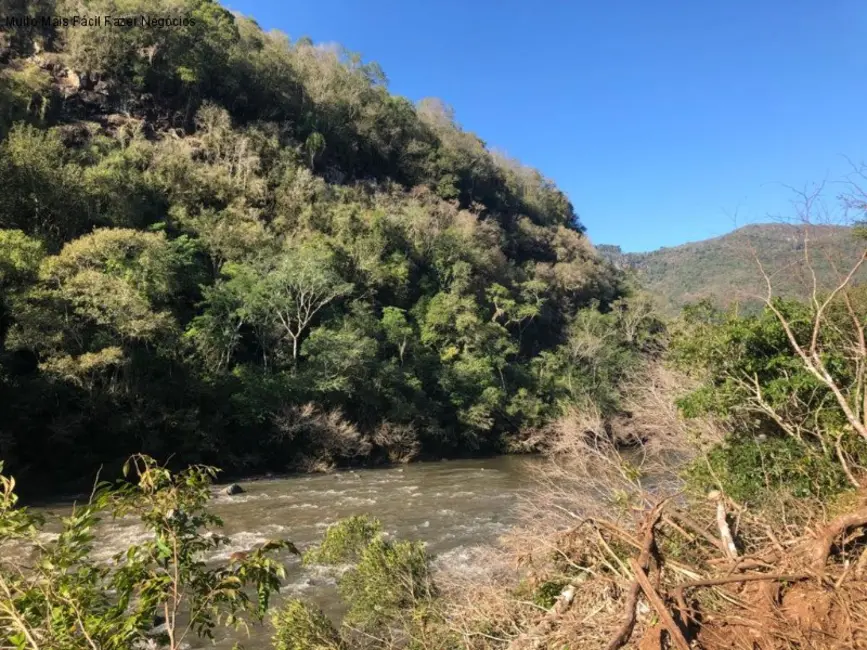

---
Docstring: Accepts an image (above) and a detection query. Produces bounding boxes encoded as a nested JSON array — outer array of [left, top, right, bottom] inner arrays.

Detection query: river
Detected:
[[31, 456, 537, 649]]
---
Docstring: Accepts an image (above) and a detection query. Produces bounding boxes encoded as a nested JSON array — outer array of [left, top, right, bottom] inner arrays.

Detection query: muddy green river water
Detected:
[[31, 456, 538, 648]]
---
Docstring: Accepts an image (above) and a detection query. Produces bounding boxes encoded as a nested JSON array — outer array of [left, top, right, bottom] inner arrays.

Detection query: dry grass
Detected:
[[439, 366, 867, 650], [442, 405, 681, 649]]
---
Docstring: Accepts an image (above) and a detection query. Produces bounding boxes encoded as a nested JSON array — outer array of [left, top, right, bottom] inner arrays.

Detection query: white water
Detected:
[[30, 456, 537, 649]]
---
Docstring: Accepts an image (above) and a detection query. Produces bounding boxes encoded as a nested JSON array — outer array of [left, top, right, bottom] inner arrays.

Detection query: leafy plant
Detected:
[[303, 515, 382, 566], [683, 434, 853, 502], [271, 599, 343, 650], [301, 515, 444, 648], [0, 456, 291, 650]]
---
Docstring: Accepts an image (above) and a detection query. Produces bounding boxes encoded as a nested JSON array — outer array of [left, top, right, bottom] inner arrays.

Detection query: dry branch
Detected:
[[711, 493, 739, 560], [605, 500, 668, 650], [677, 572, 808, 591], [811, 505, 867, 570], [628, 558, 691, 650]]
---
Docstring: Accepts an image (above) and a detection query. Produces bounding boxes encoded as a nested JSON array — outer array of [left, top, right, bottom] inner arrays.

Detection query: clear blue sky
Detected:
[[224, 0, 867, 252]]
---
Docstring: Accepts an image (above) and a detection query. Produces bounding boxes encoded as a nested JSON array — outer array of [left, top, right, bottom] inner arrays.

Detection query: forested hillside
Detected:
[[599, 223, 864, 314], [0, 0, 648, 493], [5, 4, 867, 649]]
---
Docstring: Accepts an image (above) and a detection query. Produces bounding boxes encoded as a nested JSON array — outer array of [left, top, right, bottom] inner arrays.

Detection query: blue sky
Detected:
[[224, 0, 867, 252]]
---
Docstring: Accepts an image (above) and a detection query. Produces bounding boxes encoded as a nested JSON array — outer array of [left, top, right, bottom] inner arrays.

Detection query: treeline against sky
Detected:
[[0, 0, 658, 491]]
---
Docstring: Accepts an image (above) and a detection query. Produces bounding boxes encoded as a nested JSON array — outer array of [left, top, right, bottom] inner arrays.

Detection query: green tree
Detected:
[[0, 0, 624, 490], [260, 240, 353, 364]]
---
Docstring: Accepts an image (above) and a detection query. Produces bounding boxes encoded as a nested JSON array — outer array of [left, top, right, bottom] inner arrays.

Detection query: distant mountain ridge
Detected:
[[598, 223, 865, 315]]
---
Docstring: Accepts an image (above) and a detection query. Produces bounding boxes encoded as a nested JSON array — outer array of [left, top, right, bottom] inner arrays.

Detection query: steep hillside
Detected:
[[0, 0, 657, 494], [598, 223, 865, 314]]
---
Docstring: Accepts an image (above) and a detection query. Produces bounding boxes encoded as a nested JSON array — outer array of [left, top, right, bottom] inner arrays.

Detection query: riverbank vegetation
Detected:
[[0, 455, 292, 650], [4, 1, 867, 648], [4, 199, 867, 648], [430, 184, 867, 649]]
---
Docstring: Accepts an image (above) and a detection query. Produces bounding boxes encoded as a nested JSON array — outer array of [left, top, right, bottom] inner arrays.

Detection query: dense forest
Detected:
[[0, 0, 660, 493]]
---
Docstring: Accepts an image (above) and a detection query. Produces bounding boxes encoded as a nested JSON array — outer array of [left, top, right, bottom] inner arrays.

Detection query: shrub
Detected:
[[339, 536, 436, 631], [302, 515, 383, 566], [0, 456, 289, 650], [302, 514, 440, 645], [272, 403, 371, 472], [684, 434, 853, 503], [373, 420, 421, 464], [271, 599, 342, 650]]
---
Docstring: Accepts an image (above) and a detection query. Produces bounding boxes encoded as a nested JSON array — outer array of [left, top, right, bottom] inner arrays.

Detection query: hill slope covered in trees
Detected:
[[0, 0, 656, 493], [599, 223, 864, 314]]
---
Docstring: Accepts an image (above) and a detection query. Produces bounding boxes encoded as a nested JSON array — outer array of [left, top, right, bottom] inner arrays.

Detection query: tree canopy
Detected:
[[0, 0, 644, 492]]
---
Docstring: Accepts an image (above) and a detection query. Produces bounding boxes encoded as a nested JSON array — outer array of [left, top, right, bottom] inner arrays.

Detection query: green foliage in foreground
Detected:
[[683, 434, 853, 503], [272, 600, 343, 650], [286, 516, 451, 649], [338, 536, 436, 631], [1, 460, 453, 650], [302, 514, 383, 566], [0, 457, 289, 650]]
